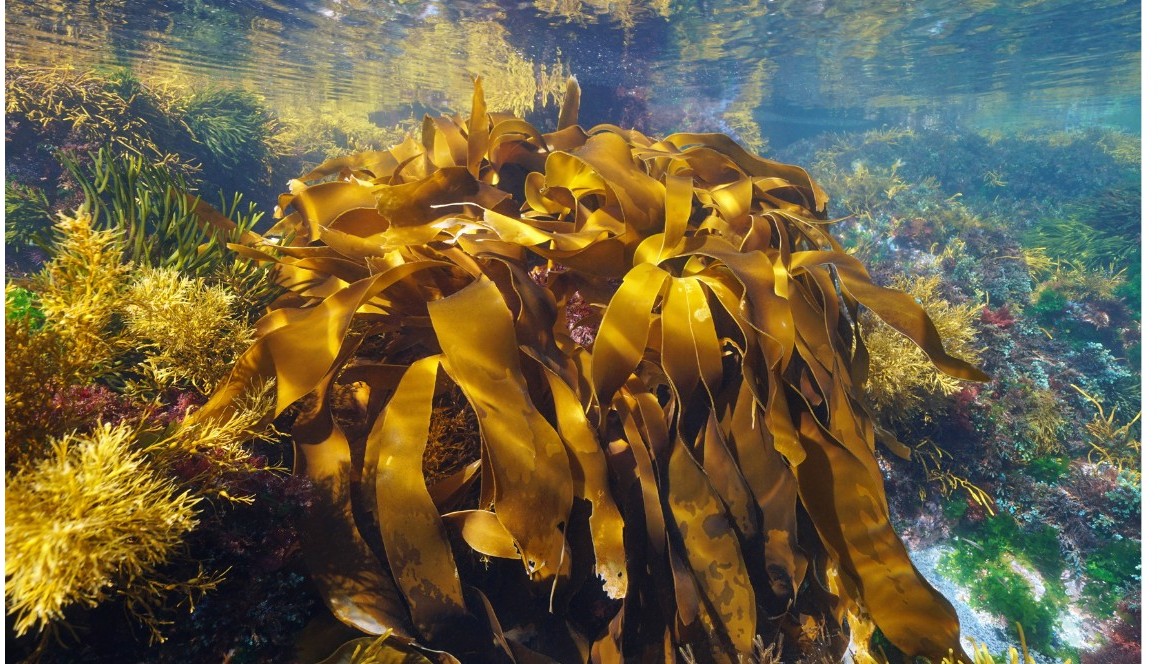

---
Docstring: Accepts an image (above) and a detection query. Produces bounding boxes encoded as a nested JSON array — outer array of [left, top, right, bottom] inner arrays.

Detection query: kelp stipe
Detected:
[[195, 78, 988, 663]]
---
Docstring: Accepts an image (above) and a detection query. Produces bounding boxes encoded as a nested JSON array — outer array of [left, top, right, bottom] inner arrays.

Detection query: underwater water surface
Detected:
[[4, 1, 1142, 663], [6, 0, 1140, 141]]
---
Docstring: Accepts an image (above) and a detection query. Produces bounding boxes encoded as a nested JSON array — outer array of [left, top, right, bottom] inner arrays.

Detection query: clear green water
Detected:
[[6, 0, 1140, 149]]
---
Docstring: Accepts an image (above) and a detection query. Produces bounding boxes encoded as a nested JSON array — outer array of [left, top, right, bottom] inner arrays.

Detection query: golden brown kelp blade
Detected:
[[291, 355, 414, 639], [197, 78, 986, 662], [795, 413, 964, 660], [429, 277, 574, 579], [558, 75, 581, 131], [365, 355, 467, 640]]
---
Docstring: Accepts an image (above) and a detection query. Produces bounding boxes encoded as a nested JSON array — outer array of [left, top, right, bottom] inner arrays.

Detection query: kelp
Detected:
[[196, 78, 987, 662]]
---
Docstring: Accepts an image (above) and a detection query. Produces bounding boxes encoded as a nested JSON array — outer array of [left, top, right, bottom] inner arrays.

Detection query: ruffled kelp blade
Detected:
[[196, 80, 985, 663]]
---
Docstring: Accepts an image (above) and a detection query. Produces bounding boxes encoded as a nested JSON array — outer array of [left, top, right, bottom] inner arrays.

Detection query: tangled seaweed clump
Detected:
[[4, 194, 264, 464], [3, 153, 317, 658], [4, 424, 204, 638], [194, 78, 988, 662], [861, 267, 984, 419]]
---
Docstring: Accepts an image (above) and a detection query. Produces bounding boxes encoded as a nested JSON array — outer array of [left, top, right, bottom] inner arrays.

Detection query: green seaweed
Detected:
[[943, 495, 970, 521], [59, 148, 278, 319], [1028, 288, 1069, 324], [1025, 184, 1140, 270], [5, 287, 44, 329], [1080, 540, 1140, 618], [180, 88, 285, 198], [942, 514, 1069, 655], [5, 64, 289, 229], [941, 545, 1064, 655], [5, 182, 55, 253], [1024, 456, 1071, 484]]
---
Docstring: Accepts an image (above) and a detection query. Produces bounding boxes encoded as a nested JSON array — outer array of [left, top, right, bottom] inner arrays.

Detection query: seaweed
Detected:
[[60, 148, 279, 319], [194, 78, 987, 662], [1080, 540, 1141, 618], [4, 64, 288, 240], [5, 424, 207, 641], [862, 270, 984, 418], [940, 515, 1067, 655], [4, 198, 303, 655], [121, 268, 255, 396], [179, 88, 284, 197], [5, 182, 55, 256], [785, 123, 1141, 658]]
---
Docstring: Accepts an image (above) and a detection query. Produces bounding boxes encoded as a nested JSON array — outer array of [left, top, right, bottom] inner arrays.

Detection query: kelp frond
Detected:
[[319, 631, 431, 664], [5, 424, 201, 638], [195, 79, 987, 663]]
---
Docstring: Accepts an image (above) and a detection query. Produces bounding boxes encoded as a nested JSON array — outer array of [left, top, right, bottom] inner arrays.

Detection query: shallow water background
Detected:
[[4, 1, 1144, 660], [6, 0, 1140, 150]]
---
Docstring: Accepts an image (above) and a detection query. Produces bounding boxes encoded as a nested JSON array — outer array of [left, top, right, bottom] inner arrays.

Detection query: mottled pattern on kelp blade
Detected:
[[194, 78, 986, 662]]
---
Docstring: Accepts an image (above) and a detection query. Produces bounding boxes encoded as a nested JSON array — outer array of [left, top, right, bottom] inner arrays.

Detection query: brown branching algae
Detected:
[[194, 79, 988, 662], [5, 423, 202, 638], [862, 270, 984, 418], [3, 183, 288, 649]]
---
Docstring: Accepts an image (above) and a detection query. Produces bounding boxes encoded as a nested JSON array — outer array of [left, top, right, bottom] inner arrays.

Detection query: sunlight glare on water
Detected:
[[5, 0, 1140, 152]]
